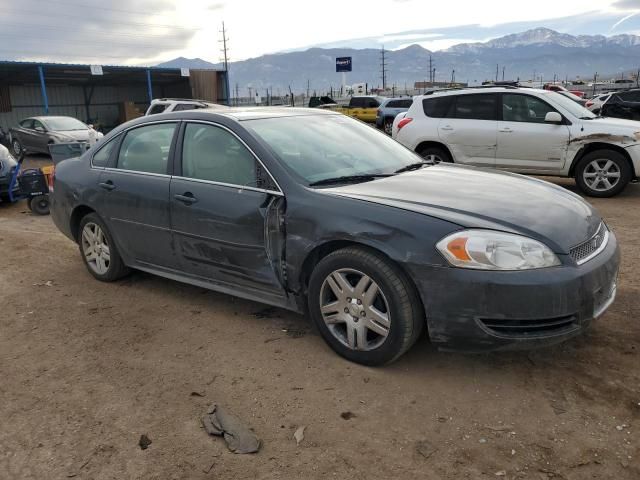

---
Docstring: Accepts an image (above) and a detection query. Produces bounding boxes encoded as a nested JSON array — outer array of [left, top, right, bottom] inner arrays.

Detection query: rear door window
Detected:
[[92, 135, 120, 168], [619, 90, 640, 102], [422, 96, 455, 118], [173, 103, 199, 112], [454, 94, 497, 120], [116, 123, 177, 174], [350, 97, 365, 108]]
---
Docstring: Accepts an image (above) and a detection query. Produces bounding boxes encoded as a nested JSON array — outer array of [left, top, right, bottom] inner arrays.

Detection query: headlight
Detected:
[[436, 230, 561, 270]]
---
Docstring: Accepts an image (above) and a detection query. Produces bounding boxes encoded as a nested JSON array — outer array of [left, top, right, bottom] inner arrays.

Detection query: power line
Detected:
[[0, 7, 202, 30], [30, 0, 182, 17], [0, 33, 182, 51]]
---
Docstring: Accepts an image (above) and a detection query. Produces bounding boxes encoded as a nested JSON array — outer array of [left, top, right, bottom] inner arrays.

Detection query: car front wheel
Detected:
[[12, 138, 24, 159], [308, 247, 424, 366], [574, 150, 631, 197], [78, 213, 130, 281]]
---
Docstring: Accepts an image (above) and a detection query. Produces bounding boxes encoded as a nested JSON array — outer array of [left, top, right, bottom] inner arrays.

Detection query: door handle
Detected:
[[174, 192, 198, 205], [499, 127, 513, 133], [99, 180, 115, 191], [440, 125, 453, 131]]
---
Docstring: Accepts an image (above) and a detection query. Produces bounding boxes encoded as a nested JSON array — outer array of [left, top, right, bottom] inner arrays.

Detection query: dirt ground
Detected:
[[1, 155, 638, 479]]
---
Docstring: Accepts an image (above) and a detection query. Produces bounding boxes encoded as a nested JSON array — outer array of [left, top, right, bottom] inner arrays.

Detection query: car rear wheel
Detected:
[[12, 138, 24, 160], [308, 247, 424, 366], [78, 213, 130, 281], [417, 146, 451, 164], [383, 118, 394, 135], [575, 150, 631, 197]]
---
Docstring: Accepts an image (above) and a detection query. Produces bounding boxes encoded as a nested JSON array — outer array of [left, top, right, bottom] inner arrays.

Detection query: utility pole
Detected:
[[219, 22, 231, 106], [306, 79, 310, 99], [502, 66, 505, 81], [496, 64, 499, 82], [429, 55, 433, 84], [451, 69, 455, 85], [380, 45, 388, 91], [234, 83, 239, 106], [593, 72, 598, 96]]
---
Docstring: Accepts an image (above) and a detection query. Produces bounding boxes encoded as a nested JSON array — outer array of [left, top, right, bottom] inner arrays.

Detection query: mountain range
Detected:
[[157, 28, 640, 95]]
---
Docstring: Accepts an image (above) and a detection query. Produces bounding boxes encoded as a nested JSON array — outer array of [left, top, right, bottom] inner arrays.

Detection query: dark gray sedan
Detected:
[[10, 116, 102, 158], [50, 108, 619, 365]]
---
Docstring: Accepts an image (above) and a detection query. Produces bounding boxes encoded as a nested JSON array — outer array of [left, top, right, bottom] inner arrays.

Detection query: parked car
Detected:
[[600, 89, 640, 121], [336, 96, 385, 123], [0, 143, 19, 201], [585, 93, 613, 114], [543, 83, 586, 98], [376, 97, 413, 134], [145, 98, 227, 115], [9, 116, 103, 159], [393, 86, 640, 197], [51, 107, 619, 365], [557, 90, 588, 107]]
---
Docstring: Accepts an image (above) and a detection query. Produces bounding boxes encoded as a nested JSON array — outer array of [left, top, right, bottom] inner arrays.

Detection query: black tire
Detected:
[[28, 195, 50, 215], [417, 145, 452, 164], [574, 149, 632, 198], [308, 247, 424, 366], [11, 138, 24, 160], [383, 117, 394, 135], [78, 212, 130, 282]]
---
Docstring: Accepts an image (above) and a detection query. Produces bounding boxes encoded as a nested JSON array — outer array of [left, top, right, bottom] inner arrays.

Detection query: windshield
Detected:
[[43, 117, 88, 131], [547, 91, 596, 119], [245, 114, 423, 185]]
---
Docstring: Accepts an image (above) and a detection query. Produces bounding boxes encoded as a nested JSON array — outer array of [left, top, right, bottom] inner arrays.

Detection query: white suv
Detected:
[[392, 87, 640, 197], [145, 98, 228, 115]]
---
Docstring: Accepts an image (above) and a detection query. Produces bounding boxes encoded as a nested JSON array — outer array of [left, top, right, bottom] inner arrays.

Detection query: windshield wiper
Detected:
[[308, 174, 393, 187], [394, 161, 428, 174]]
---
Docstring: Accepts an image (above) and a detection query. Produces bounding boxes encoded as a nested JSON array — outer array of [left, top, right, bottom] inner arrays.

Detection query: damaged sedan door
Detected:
[[496, 93, 570, 171], [169, 122, 288, 304]]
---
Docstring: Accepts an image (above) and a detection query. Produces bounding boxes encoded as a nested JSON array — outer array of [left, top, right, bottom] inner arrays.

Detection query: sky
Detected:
[[2, 0, 640, 65]]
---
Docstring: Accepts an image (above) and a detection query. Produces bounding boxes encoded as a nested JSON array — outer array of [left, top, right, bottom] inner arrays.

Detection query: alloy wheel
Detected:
[[319, 268, 391, 351], [422, 154, 443, 164], [12, 139, 21, 156], [81, 222, 111, 275], [583, 159, 621, 192]]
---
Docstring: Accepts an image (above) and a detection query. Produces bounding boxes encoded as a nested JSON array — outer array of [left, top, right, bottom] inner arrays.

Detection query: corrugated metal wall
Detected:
[[0, 83, 151, 131]]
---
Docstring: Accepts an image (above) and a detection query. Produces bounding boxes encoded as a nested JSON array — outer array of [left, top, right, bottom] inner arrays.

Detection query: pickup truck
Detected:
[[336, 96, 385, 123]]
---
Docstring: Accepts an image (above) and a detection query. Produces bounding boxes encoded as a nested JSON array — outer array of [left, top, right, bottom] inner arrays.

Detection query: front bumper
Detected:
[[408, 231, 620, 352]]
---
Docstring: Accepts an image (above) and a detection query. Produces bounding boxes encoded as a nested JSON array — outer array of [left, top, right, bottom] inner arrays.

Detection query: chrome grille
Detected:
[[570, 222, 608, 265]]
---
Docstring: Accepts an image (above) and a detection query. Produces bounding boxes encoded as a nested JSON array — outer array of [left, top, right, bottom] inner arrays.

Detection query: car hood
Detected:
[[323, 165, 600, 254], [572, 117, 640, 145], [53, 129, 91, 141]]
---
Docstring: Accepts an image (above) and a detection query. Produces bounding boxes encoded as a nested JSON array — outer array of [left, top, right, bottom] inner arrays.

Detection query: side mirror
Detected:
[[545, 112, 563, 124]]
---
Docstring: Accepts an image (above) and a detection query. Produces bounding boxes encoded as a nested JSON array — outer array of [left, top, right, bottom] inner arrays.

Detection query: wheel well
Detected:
[[298, 240, 420, 298], [569, 142, 636, 177], [69, 205, 95, 242], [414, 141, 453, 160]]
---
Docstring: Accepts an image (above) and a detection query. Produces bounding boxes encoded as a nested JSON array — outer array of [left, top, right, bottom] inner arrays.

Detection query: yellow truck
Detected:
[[336, 96, 385, 123]]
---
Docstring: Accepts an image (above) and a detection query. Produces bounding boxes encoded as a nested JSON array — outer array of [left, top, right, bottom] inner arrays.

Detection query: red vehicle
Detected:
[[543, 83, 586, 98]]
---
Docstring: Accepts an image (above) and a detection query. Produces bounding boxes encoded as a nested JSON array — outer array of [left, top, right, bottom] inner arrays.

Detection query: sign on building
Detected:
[[90, 65, 103, 76], [336, 57, 352, 73], [180, 68, 190, 77]]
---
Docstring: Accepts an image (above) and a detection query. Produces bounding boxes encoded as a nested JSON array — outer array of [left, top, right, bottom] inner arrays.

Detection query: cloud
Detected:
[[613, 0, 640, 9], [0, 0, 205, 65]]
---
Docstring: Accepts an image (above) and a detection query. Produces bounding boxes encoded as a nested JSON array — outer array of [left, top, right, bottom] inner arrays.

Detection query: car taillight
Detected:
[[585, 101, 593, 107], [397, 117, 413, 131]]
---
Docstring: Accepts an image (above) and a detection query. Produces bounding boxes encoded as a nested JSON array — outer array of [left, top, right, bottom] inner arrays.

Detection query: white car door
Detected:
[[495, 93, 570, 172], [436, 93, 497, 167]]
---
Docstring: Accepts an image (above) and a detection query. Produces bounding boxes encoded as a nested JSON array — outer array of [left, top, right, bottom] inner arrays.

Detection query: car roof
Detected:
[[27, 115, 81, 122], [213, 107, 341, 121], [418, 87, 552, 98]]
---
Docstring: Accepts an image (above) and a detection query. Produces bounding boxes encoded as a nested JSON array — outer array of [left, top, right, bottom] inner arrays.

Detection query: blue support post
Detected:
[[146, 69, 153, 103], [38, 65, 49, 115]]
